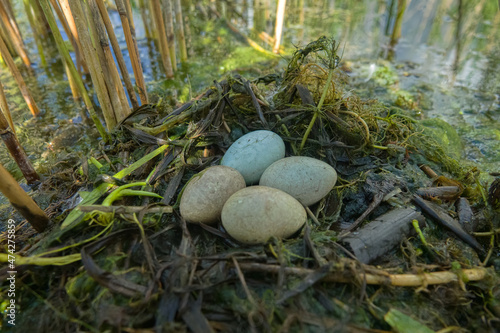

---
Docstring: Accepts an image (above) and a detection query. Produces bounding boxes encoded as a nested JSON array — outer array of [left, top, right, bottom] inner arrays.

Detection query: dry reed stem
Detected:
[[0, 81, 15, 134], [0, 0, 31, 67], [138, 0, 152, 38], [95, 0, 139, 109], [123, 0, 135, 31], [57, 0, 88, 73], [237, 263, 489, 287], [0, 35, 40, 116], [0, 163, 47, 232], [88, 0, 130, 122], [39, 0, 108, 140], [164, 0, 177, 71], [173, 0, 187, 62], [0, 110, 39, 183], [151, 0, 174, 77], [69, 0, 117, 129], [48, 0, 79, 63], [273, 0, 286, 54], [115, 0, 149, 103]]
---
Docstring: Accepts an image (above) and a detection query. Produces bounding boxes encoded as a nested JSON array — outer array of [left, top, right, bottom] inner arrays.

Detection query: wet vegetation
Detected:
[[0, 0, 499, 332]]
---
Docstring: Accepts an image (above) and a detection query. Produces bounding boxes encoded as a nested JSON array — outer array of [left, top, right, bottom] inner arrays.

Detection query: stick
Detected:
[[237, 262, 489, 287], [0, 35, 40, 116], [115, 0, 149, 103]]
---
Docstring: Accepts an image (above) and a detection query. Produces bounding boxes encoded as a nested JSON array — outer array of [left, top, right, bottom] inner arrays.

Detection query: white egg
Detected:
[[221, 130, 285, 184], [180, 166, 245, 224], [259, 156, 337, 206], [221, 186, 306, 244]]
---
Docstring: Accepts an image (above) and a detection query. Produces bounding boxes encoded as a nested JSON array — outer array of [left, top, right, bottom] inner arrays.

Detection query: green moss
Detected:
[[420, 118, 463, 160]]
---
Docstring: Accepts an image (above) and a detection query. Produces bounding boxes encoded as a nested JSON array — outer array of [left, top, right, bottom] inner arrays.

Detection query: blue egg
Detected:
[[221, 130, 285, 184]]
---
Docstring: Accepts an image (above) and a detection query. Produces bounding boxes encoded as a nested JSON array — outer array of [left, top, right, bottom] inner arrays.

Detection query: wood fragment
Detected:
[[341, 208, 425, 264], [456, 197, 475, 233], [416, 186, 462, 201], [413, 195, 483, 253]]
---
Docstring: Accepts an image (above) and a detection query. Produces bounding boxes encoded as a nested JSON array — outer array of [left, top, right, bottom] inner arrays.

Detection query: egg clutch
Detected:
[[179, 130, 337, 244]]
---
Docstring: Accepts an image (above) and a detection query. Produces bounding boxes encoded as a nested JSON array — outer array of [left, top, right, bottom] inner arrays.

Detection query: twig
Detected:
[[237, 262, 489, 287]]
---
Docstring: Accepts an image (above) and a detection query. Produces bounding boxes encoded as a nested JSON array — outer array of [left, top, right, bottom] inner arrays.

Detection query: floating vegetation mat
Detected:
[[1, 37, 499, 332]]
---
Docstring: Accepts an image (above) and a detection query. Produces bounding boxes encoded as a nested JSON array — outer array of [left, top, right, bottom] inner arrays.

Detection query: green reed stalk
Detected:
[[173, 0, 188, 62], [23, 0, 46, 68]]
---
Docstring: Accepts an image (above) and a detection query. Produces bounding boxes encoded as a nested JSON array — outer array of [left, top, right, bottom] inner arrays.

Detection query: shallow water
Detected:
[[0, 0, 498, 186]]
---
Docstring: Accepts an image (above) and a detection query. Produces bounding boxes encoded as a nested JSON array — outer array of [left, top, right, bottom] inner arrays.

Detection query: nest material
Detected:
[[1, 37, 498, 333]]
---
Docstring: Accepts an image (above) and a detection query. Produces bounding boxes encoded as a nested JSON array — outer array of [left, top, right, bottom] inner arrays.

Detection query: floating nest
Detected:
[[1, 37, 499, 332]]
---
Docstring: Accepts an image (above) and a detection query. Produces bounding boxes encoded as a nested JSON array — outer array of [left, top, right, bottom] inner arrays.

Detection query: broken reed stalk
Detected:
[[115, 0, 149, 103], [0, 163, 48, 232], [0, 82, 15, 134], [237, 263, 489, 287], [23, 0, 47, 68], [0, 109, 39, 183], [95, 0, 139, 109], [57, 0, 88, 73], [68, 0, 117, 129], [164, 0, 177, 71], [273, 0, 287, 54], [87, 0, 130, 123], [39, 0, 108, 140], [0, 36, 40, 116], [151, 0, 174, 77], [173, 0, 188, 62], [0, 0, 31, 67]]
